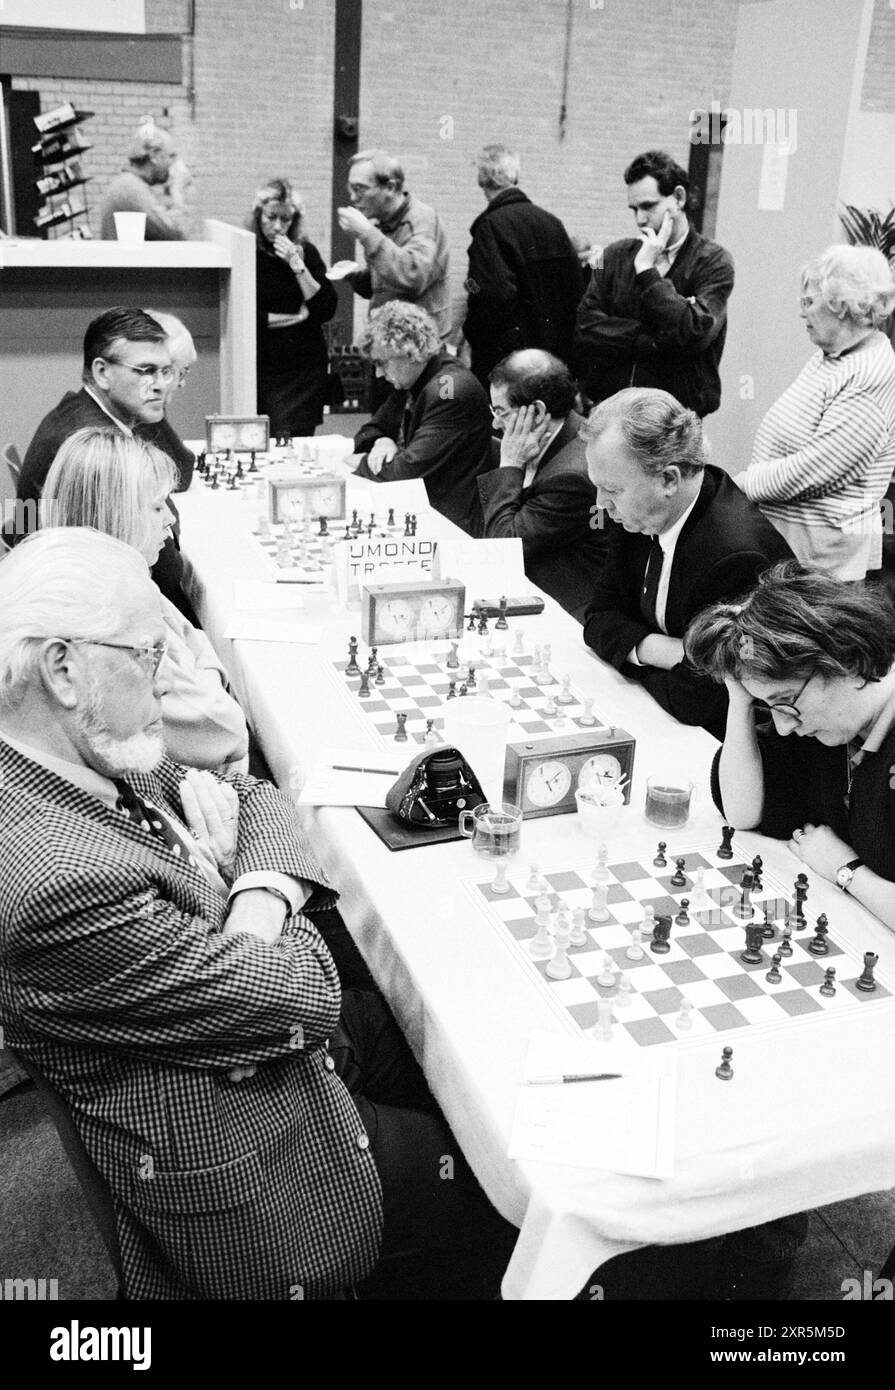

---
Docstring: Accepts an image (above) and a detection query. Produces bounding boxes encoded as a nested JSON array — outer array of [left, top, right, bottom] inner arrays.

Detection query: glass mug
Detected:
[[459, 801, 522, 894]]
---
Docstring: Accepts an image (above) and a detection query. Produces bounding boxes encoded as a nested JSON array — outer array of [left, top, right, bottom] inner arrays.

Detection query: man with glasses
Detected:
[[582, 387, 792, 739], [336, 150, 451, 340], [0, 528, 518, 1299], [478, 349, 607, 621], [18, 307, 197, 621]]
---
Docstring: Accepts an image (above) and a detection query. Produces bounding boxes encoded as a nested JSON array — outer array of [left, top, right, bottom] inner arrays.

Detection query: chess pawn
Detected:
[[591, 998, 614, 1043], [614, 975, 633, 1009], [546, 923, 573, 980], [819, 966, 837, 997], [778, 927, 793, 958], [596, 952, 616, 988], [653, 841, 668, 868], [525, 864, 543, 895], [625, 926, 644, 961], [765, 952, 783, 984], [715, 1046, 734, 1080]]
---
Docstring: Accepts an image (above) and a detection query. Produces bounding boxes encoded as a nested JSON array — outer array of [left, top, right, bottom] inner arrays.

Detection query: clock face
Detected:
[[378, 598, 415, 638], [310, 485, 342, 516], [240, 422, 268, 450], [579, 754, 623, 789], [212, 423, 237, 449], [419, 594, 456, 634], [525, 759, 572, 809]]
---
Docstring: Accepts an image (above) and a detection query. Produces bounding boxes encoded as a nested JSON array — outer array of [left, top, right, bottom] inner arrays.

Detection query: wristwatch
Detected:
[[835, 859, 863, 894]]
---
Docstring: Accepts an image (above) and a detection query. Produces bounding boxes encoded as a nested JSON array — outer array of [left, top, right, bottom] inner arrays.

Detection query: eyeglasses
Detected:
[[753, 672, 813, 724], [65, 638, 168, 680], [102, 358, 176, 386], [488, 403, 514, 422], [348, 182, 373, 196]]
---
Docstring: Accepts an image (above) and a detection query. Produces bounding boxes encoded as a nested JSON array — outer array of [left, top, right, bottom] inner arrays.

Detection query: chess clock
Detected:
[[205, 414, 270, 454], [268, 475, 347, 524], [361, 579, 466, 645], [504, 728, 636, 820]]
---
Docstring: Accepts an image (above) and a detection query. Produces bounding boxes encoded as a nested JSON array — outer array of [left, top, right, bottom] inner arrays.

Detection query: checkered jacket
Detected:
[[0, 742, 382, 1299]]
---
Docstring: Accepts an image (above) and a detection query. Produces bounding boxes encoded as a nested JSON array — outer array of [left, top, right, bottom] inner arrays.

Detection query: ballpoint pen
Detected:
[[523, 1072, 622, 1086]]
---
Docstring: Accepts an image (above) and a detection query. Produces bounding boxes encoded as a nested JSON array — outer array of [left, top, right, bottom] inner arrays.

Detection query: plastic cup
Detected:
[[114, 212, 147, 244], [441, 697, 510, 805], [644, 776, 693, 828]]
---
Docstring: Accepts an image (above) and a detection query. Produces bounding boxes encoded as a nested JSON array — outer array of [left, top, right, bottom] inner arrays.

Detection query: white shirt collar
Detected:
[[656, 489, 701, 553], [83, 385, 134, 436]]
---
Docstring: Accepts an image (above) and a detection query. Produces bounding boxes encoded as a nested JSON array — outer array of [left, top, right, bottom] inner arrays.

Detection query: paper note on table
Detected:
[[509, 1031, 677, 1180], [437, 537, 525, 603], [297, 746, 409, 807], [223, 617, 322, 644], [233, 580, 308, 611]]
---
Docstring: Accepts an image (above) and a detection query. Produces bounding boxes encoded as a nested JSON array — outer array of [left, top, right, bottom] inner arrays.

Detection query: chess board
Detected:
[[327, 638, 614, 746], [464, 842, 894, 1050]]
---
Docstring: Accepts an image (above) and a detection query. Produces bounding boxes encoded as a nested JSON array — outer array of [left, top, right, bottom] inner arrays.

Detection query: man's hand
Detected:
[[179, 768, 239, 875], [789, 823, 856, 883], [498, 405, 553, 470], [166, 157, 194, 203], [633, 210, 674, 274], [366, 437, 398, 476], [337, 206, 374, 239]]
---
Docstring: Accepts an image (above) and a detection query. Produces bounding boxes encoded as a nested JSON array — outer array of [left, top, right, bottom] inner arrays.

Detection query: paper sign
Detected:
[[437, 537, 526, 602], [334, 534, 440, 605]]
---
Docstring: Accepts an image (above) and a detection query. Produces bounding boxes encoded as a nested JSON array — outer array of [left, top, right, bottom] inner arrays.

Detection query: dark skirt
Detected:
[[257, 327, 329, 437]]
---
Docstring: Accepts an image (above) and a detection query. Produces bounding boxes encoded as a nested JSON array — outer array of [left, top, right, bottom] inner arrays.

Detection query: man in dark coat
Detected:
[[18, 306, 197, 622], [352, 302, 492, 536], [478, 349, 607, 622], [574, 150, 734, 418], [464, 146, 582, 387], [582, 387, 793, 739]]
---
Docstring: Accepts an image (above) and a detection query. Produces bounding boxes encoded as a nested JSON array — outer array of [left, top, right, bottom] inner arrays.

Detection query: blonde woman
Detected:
[[741, 244, 895, 579], [41, 426, 249, 772]]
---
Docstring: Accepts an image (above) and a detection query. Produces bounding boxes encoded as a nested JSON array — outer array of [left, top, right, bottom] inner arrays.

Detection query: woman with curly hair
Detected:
[[740, 245, 895, 579], [685, 561, 895, 926], [351, 300, 492, 534], [248, 177, 337, 438]]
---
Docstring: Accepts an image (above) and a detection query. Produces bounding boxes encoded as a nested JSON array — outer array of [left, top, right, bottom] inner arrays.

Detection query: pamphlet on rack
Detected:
[[509, 1030, 677, 1180], [298, 746, 409, 807], [437, 537, 526, 605]]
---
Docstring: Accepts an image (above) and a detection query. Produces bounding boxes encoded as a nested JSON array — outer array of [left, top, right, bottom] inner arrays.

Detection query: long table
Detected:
[[178, 461, 895, 1300]]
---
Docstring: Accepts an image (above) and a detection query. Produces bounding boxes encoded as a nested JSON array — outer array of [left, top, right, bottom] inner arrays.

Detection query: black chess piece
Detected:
[[761, 906, 776, 940], [446, 642, 460, 670], [358, 670, 371, 699], [792, 873, 808, 930], [675, 899, 690, 926], [495, 597, 509, 631], [751, 855, 763, 891], [856, 951, 879, 993], [649, 915, 672, 955], [477, 614, 489, 637], [778, 927, 793, 957], [715, 1046, 734, 1080], [717, 825, 735, 860], [820, 966, 837, 997], [387, 507, 395, 528], [733, 869, 755, 922], [318, 516, 329, 537], [808, 914, 830, 956], [765, 952, 783, 984], [446, 681, 457, 699], [374, 663, 385, 686], [459, 683, 468, 697], [467, 665, 477, 688], [394, 712, 408, 742], [345, 637, 361, 676], [466, 612, 477, 632], [740, 923, 764, 965], [653, 841, 668, 868], [670, 858, 687, 888]]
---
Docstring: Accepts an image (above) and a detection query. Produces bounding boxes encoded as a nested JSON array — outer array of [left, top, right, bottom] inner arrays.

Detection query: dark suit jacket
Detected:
[[574, 229, 735, 417], [463, 188, 582, 384], [0, 743, 382, 1299], [477, 411, 608, 622], [582, 466, 793, 738], [18, 388, 196, 621], [353, 353, 491, 535]]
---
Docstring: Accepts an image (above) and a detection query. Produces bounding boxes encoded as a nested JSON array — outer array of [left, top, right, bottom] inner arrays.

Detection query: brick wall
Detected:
[[9, 0, 895, 284]]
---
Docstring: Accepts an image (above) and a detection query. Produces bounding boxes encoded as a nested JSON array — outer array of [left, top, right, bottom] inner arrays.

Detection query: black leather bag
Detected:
[[385, 746, 486, 828]]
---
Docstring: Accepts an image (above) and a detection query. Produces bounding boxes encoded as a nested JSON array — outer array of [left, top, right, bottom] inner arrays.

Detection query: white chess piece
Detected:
[[626, 926, 644, 961], [675, 998, 694, 1030], [546, 921, 572, 980], [570, 907, 588, 946], [615, 975, 633, 1008], [597, 952, 616, 988]]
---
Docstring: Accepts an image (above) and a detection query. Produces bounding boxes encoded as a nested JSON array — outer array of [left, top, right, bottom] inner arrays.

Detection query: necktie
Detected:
[[639, 535, 664, 627], [114, 778, 200, 868]]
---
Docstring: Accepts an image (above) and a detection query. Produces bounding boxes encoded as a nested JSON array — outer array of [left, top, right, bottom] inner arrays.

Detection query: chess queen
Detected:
[[686, 561, 895, 927]]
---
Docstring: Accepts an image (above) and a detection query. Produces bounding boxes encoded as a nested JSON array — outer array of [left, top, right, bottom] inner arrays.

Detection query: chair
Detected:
[[11, 1050, 126, 1297]]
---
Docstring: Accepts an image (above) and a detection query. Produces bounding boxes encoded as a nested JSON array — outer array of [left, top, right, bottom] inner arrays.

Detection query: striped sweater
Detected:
[[743, 332, 895, 530]]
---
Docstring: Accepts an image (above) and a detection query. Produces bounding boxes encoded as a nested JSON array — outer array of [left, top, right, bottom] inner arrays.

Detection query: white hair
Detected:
[[0, 528, 154, 710], [476, 145, 521, 192], [143, 310, 197, 371], [801, 244, 895, 329]]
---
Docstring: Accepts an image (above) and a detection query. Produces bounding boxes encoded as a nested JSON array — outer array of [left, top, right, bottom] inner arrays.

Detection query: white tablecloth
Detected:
[[177, 471, 895, 1300]]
